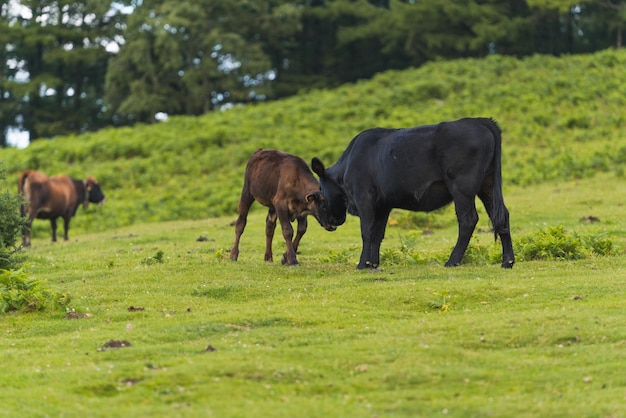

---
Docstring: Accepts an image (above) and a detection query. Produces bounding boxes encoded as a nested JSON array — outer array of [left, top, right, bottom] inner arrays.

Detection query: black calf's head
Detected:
[[311, 157, 347, 228]]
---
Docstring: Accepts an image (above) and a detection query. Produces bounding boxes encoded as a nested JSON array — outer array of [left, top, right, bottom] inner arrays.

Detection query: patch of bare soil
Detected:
[[65, 312, 92, 319], [98, 340, 132, 351], [579, 215, 600, 223]]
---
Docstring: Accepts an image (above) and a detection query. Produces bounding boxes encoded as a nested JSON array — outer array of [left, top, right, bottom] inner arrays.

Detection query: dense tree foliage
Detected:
[[1, 0, 624, 145], [1, 0, 130, 145], [105, 0, 275, 124]]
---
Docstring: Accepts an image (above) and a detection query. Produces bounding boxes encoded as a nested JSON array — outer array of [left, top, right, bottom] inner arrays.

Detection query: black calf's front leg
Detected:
[[357, 210, 390, 269]]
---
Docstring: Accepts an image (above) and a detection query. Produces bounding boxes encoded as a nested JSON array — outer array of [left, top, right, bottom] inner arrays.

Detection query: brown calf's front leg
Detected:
[[50, 218, 58, 242], [63, 216, 71, 241], [276, 207, 298, 266], [291, 216, 308, 254]]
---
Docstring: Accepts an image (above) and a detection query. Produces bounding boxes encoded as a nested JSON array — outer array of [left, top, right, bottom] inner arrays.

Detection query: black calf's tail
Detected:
[[482, 119, 509, 241]]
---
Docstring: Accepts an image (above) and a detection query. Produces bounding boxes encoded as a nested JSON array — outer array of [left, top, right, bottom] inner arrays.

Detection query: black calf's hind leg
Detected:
[[478, 191, 515, 268], [494, 209, 515, 268], [499, 229, 515, 268], [446, 196, 479, 267]]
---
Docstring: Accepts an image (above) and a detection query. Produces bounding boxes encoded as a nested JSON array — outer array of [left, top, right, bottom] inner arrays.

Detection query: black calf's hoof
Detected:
[[501, 260, 515, 269], [357, 261, 379, 270]]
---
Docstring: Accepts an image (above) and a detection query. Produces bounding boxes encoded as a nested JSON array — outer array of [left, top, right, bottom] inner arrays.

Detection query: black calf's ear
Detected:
[[311, 158, 325, 178]]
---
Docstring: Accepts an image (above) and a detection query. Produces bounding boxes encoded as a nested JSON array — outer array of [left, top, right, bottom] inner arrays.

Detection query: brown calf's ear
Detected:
[[305, 192, 321, 203]]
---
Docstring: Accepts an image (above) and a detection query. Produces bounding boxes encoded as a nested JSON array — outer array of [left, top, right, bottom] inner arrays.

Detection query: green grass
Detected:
[[1, 173, 625, 417]]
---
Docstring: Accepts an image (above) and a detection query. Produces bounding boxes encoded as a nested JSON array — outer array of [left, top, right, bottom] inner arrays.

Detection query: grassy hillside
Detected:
[[1, 49, 626, 237]]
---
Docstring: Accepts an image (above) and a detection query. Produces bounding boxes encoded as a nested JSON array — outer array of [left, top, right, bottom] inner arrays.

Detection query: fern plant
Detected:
[[0, 269, 71, 314]]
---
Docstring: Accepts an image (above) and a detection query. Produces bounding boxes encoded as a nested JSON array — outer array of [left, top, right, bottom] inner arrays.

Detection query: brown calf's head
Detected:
[[305, 191, 337, 232], [84, 176, 106, 209]]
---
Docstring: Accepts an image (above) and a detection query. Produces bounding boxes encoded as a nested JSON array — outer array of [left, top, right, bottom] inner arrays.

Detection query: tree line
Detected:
[[1, 0, 624, 147]]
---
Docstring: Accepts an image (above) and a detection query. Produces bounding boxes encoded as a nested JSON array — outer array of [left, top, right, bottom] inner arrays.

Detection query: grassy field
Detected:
[[1, 172, 625, 417]]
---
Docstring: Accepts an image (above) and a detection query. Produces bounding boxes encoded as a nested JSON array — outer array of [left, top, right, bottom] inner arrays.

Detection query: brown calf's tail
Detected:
[[18, 169, 33, 218], [18, 169, 33, 195]]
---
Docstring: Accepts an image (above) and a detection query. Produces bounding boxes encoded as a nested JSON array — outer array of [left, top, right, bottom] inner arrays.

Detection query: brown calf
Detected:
[[18, 169, 106, 246], [230, 149, 336, 265]]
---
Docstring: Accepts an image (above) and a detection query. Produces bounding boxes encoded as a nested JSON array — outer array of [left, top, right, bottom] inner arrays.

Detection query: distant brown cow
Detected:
[[18, 170, 106, 246], [230, 149, 336, 265]]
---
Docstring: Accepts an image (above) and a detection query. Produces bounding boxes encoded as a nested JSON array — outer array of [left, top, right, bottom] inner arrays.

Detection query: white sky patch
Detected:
[[9, 0, 32, 19], [6, 129, 30, 149]]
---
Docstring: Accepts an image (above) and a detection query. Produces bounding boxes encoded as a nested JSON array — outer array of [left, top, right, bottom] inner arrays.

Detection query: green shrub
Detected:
[[0, 269, 71, 314], [380, 247, 408, 266], [142, 250, 165, 265], [461, 237, 503, 266], [0, 164, 26, 270], [322, 249, 352, 264], [583, 233, 615, 256], [516, 225, 615, 261], [389, 207, 453, 230]]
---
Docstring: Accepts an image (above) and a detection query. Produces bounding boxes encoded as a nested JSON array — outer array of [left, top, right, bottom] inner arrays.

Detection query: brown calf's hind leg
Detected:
[[50, 218, 58, 242], [264, 208, 277, 262], [63, 216, 71, 241], [230, 192, 255, 261]]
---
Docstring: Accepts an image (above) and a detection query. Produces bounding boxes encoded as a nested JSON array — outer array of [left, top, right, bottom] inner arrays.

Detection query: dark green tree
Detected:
[[3, 0, 129, 141], [105, 0, 273, 124], [590, 0, 625, 48], [0, 2, 23, 147], [282, 0, 532, 93]]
